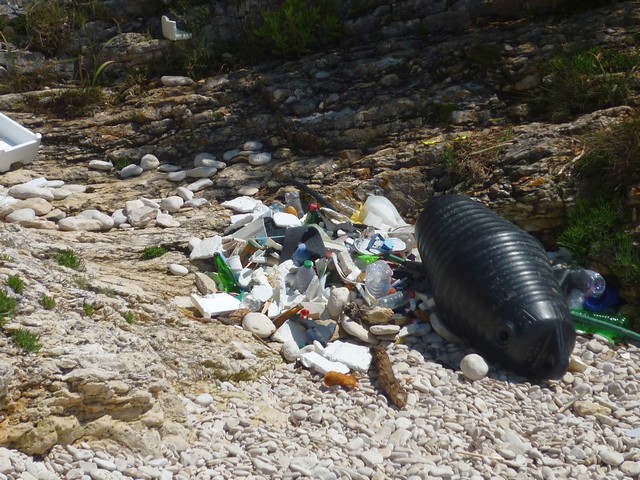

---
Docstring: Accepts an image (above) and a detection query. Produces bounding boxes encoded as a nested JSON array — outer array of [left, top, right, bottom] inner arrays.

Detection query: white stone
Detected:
[[397, 323, 430, 338], [185, 166, 218, 178], [223, 149, 240, 161], [44, 179, 64, 188], [160, 75, 193, 86], [460, 353, 489, 381], [599, 450, 624, 466], [111, 209, 128, 227], [360, 449, 383, 467], [341, 317, 379, 344], [189, 236, 222, 260], [243, 140, 263, 151], [194, 153, 225, 169], [50, 188, 73, 200], [167, 171, 187, 182], [24, 177, 48, 187], [169, 264, 188, 276], [327, 287, 350, 318], [7, 185, 54, 201], [187, 178, 213, 192], [324, 340, 372, 372], [119, 164, 143, 178], [370, 324, 401, 336], [221, 196, 262, 213], [299, 351, 349, 375], [282, 340, 301, 362], [88, 160, 113, 171], [248, 152, 272, 166], [237, 186, 259, 196], [160, 196, 184, 213], [156, 212, 180, 228], [176, 187, 194, 201], [184, 198, 208, 208], [140, 198, 160, 209], [621, 461, 640, 476], [273, 211, 301, 227], [194, 393, 214, 407], [140, 154, 160, 171], [58, 217, 103, 232], [77, 209, 115, 231], [158, 164, 182, 172], [430, 312, 463, 343], [242, 312, 276, 339], [5, 208, 36, 223], [127, 206, 158, 227], [124, 199, 145, 215]]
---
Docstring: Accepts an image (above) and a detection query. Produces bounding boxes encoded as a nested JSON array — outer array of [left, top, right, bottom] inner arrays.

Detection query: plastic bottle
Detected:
[[304, 203, 321, 225], [377, 290, 413, 309], [365, 260, 393, 299], [285, 191, 304, 218], [567, 269, 606, 298], [292, 243, 311, 266], [566, 289, 585, 309], [240, 293, 261, 312], [214, 253, 240, 292], [295, 260, 317, 292]]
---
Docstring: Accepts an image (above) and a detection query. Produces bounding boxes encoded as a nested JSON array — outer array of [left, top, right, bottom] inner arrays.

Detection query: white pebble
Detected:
[[169, 264, 189, 276], [140, 154, 160, 171], [460, 353, 489, 380], [242, 312, 276, 339], [88, 160, 113, 171], [195, 393, 213, 407], [248, 152, 272, 166]]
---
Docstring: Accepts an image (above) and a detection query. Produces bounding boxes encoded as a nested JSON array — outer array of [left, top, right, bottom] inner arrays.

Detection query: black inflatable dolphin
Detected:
[[416, 195, 576, 380]]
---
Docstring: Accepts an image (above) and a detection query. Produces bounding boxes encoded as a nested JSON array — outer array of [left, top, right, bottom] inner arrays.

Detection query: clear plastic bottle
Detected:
[[295, 260, 317, 292], [292, 243, 310, 266], [285, 191, 304, 218], [365, 260, 393, 299], [377, 290, 413, 309], [568, 269, 606, 298], [241, 293, 261, 312]]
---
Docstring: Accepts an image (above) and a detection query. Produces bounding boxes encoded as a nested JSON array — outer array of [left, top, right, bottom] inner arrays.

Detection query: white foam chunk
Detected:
[[190, 293, 241, 318], [299, 351, 349, 375], [323, 340, 372, 373]]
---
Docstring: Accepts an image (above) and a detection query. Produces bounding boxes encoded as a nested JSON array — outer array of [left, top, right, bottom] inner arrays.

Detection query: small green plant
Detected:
[[0, 253, 15, 263], [532, 47, 640, 121], [73, 275, 90, 291], [84, 303, 95, 317], [0, 291, 17, 327], [140, 246, 167, 260], [40, 294, 56, 310], [255, 0, 341, 57], [11, 328, 42, 353], [123, 310, 135, 325], [56, 249, 85, 271], [6, 275, 24, 295], [114, 158, 132, 170]]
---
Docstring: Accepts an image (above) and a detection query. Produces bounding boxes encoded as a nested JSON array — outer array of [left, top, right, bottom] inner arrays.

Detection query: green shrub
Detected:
[[140, 246, 167, 260], [40, 294, 56, 310], [6, 275, 24, 294], [255, 0, 341, 57], [532, 47, 640, 121], [11, 328, 42, 353], [56, 249, 85, 271]]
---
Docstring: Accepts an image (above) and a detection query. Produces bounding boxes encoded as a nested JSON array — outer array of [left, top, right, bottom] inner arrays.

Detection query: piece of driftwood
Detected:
[[371, 345, 407, 408]]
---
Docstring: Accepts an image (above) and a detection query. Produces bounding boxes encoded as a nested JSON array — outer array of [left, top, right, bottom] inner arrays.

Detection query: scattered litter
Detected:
[[190, 293, 242, 318], [323, 371, 358, 389]]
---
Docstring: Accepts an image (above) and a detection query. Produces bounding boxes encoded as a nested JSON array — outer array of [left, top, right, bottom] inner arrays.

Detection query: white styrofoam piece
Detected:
[[221, 196, 262, 213], [190, 293, 241, 319], [273, 211, 302, 228], [251, 284, 274, 302], [299, 351, 349, 375], [323, 340, 372, 373], [0, 112, 42, 173], [161, 15, 192, 41]]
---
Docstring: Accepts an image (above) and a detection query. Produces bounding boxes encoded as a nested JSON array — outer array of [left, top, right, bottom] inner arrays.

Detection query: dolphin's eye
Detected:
[[495, 323, 514, 347]]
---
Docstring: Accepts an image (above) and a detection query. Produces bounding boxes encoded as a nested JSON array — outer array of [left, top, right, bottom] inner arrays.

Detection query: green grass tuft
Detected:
[[0, 290, 17, 327], [6, 275, 24, 294], [56, 249, 85, 271], [84, 303, 95, 317], [40, 294, 56, 310], [123, 310, 135, 325], [140, 246, 167, 260], [11, 328, 42, 353]]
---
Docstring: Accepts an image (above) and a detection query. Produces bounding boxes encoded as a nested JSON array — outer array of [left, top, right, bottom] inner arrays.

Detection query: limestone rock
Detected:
[[460, 354, 489, 381], [242, 312, 276, 338], [58, 217, 104, 232], [140, 154, 160, 171]]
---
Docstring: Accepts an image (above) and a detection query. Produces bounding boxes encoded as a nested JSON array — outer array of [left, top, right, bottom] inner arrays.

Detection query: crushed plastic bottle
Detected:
[[285, 191, 304, 218], [240, 293, 261, 312], [377, 290, 413, 309], [365, 260, 393, 299], [295, 260, 317, 292]]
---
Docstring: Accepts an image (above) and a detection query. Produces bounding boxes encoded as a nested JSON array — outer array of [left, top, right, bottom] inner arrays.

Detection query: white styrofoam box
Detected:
[[161, 15, 192, 41], [0, 112, 42, 173]]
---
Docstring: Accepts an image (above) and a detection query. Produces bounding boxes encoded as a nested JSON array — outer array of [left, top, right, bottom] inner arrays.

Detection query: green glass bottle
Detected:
[[304, 203, 321, 225], [570, 308, 640, 344], [214, 252, 240, 293]]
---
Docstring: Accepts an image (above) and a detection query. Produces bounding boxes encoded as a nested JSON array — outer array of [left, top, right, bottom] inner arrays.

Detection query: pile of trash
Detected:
[[187, 188, 436, 400]]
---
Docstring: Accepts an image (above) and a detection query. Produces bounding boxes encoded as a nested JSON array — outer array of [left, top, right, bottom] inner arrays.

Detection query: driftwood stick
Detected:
[[371, 345, 408, 408]]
